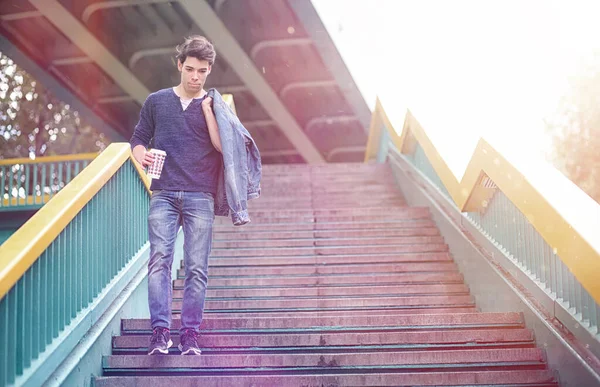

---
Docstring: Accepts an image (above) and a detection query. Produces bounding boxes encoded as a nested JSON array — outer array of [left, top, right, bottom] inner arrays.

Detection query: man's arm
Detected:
[[202, 97, 222, 153], [132, 145, 155, 167], [130, 95, 155, 165]]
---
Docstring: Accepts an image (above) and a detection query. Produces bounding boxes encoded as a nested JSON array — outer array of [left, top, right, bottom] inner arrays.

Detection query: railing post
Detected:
[[376, 124, 389, 163]]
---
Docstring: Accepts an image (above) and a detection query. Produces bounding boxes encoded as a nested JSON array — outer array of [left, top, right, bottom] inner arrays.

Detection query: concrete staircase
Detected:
[[95, 163, 558, 386]]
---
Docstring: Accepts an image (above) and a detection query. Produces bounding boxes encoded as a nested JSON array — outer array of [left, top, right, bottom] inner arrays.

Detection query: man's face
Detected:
[[178, 57, 211, 94]]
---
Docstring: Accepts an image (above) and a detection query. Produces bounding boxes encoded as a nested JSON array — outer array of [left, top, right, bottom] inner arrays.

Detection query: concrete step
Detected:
[[308, 177, 396, 182], [182, 262, 460, 277], [213, 238, 316, 248], [256, 191, 401, 198], [102, 348, 546, 375], [121, 312, 526, 333], [261, 171, 393, 178], [259, 181, 394, 186], [313, 213, 430, 222], [311, 185, 398, 190], [203, 253, 454, 267], [246, 201, 408, 210], [224, 206, 416, 218], [312, 207, 419, 215], [213, 219, 438, 232], [214, 223, 317, 232], [310, 172, 394, 177], [254, 193, 402, 199], [314, 220, 437, 230], [262, 171, 388, 176], [310, 177, 395, 183], [212, 227, 441, 240], [179, 307, 479, 318], [310, 190, 403, 197], [95, 370, 558, 386], [315, 236, 445, 246], [172, 284, 471, 298], [113, 328, 534, 354], [177, 272, 466, 288], [308, 194, 404, 201], [247, 192, 400, 200], [225, 213, 317, 221], [170, 295, 476, 313], [211, 252, 453, 266], [249, 193, 402, 200], [212, 236, 446, 248], [261, 162, 387, 170], [313, 228, 440, 237], [214, 214, 315, 223], [208, 244, 449, 258]]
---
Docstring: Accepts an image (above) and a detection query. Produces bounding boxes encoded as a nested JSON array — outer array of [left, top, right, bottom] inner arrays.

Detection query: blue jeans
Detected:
[[147, 190, 214, 333]]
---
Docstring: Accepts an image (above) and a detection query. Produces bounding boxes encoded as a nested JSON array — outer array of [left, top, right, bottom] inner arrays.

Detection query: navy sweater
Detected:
[[130, 88, 221, 194]]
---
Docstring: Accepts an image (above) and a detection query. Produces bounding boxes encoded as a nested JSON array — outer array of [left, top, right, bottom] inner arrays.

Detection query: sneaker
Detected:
[[148, 327, 172, 355], [178, 329, 202, 355]]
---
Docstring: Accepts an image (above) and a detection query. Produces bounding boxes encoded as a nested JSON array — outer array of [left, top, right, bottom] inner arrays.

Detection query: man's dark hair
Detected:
[[175, 35, 216, 66]]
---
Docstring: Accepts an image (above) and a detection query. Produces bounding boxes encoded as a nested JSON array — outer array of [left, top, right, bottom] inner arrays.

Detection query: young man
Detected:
[[130, 36, 221, 355]]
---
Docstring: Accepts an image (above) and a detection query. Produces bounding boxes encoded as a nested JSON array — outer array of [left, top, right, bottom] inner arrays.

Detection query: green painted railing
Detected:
[[0, 144, 150, 386], [0, 154, 97, 211], [399, 141, 600, 344], [366, 98, 600, 357], [397, 140, 599, 330], [465, 189, 600, 331], [403, 143, 454, 204]]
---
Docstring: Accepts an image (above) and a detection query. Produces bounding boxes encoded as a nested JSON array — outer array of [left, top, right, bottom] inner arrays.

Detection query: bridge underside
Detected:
[[0, 0, 371, 164]]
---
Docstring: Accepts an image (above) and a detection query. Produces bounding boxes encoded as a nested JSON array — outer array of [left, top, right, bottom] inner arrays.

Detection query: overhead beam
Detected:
[[261, 150, 299, 158], [0, 11, 43, 21], [242, 119, 276, 128], [97, 95, 135, 104], [214, 0, 228, 13], [52, 57, 94, 66], [128, 47, 173, 69], [82, 0, 173, 23], [326, 146, 365, 162], [288, 0, 372, 131], [179, 0, 325, 163], [48, 65, 85, 95], [29, 0, 151, 105], [305, 115, 358, 135], [279, 80, 336, 100], [250, 38, 312, 61], [0, 35, 125, 141], [1, 19, 40, 55]]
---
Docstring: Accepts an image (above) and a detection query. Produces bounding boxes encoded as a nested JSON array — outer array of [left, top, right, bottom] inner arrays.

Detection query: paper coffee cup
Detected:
[[147, 149, 166, 179]]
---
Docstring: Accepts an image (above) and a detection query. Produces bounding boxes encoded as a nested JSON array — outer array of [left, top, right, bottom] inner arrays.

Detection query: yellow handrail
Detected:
[[0, 152, 98, 165], [0, 144, 150, 298], [366, 97, 600, 305]]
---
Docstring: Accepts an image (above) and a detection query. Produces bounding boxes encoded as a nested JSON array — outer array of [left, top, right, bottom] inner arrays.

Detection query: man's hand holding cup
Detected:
[[133, 146, 154, 167], [132, 146, 166, 180], [141, 150, 155, 168]]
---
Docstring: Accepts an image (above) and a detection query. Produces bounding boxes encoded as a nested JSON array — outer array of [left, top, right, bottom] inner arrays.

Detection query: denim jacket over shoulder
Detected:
[[208, 88, 262, 225]]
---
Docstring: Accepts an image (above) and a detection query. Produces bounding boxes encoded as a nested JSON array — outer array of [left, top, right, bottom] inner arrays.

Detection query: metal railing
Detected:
[[465, 189, 600, 331], [404, 143, 454, 203], [366, 98, 600, 351], [0, 144, 150, 386], [0, 154, 97, 211]]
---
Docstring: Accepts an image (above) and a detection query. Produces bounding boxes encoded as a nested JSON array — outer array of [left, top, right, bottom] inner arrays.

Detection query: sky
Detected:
[[312, 0, 600, 179]]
